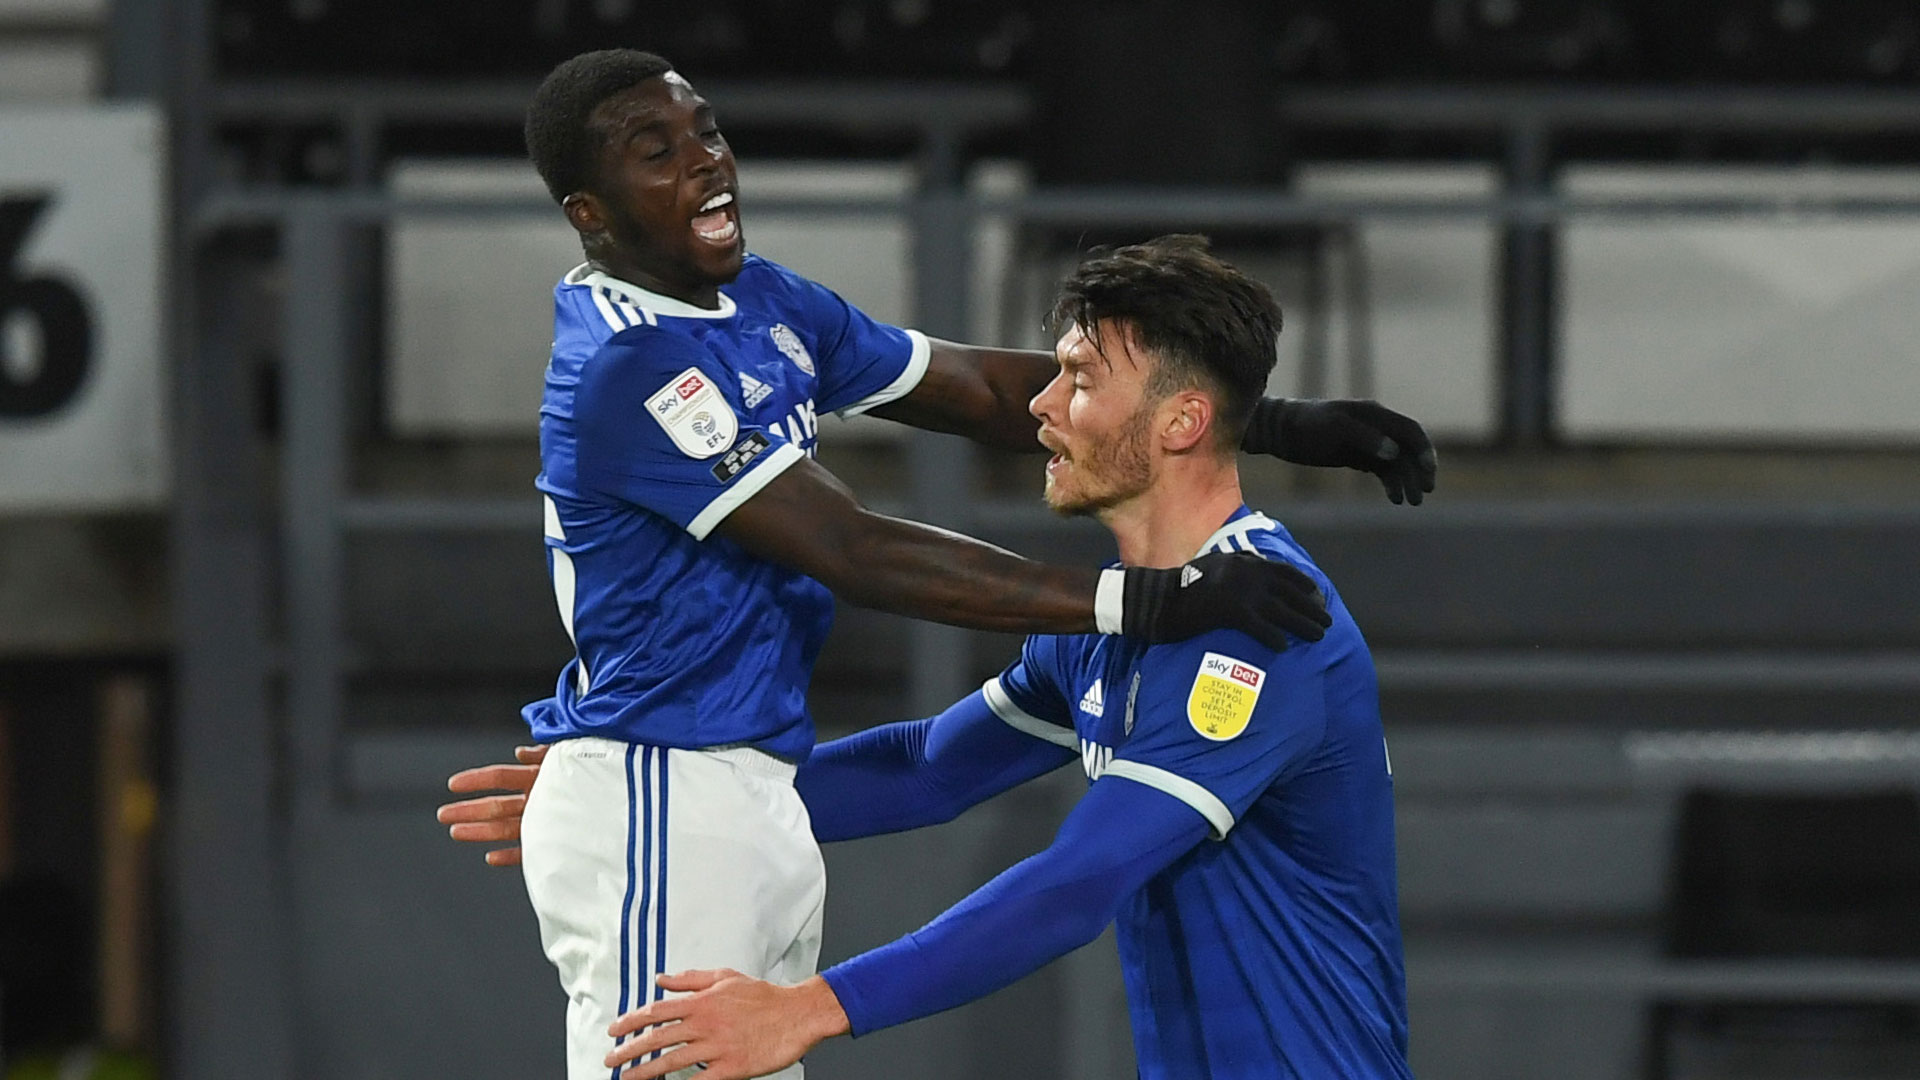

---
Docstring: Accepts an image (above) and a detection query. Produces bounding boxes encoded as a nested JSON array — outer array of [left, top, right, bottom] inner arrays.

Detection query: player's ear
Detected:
[[562, 191, 606, 238], [1160, 390, 1213, 454]]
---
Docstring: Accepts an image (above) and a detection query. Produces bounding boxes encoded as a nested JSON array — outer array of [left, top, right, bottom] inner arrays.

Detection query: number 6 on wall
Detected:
[[0, 195, 93, 419]]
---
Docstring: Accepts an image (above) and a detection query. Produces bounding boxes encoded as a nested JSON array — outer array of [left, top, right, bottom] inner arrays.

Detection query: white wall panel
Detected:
[[1295, 164, 1501, 441], [384, 161, 573, 437], [1560, 167, 1920, 442]]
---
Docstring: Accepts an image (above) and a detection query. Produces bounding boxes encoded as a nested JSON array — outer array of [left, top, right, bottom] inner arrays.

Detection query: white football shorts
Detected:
[[520, 738, 826, 1080]]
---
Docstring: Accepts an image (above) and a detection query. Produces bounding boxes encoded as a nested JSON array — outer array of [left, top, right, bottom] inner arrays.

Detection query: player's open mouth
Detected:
[[1047, 452, 1069, 474], [692, 191, 738, 246]]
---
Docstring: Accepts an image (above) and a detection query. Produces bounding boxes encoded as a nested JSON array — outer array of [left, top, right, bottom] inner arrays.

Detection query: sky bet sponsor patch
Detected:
[[1187, 651, 1264, 741], [711, 431, 771, 483], [647, 367, 738, 459]]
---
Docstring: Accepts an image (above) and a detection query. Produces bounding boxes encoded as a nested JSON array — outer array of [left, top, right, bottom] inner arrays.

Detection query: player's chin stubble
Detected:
[[1043, 419, 1155, 518]]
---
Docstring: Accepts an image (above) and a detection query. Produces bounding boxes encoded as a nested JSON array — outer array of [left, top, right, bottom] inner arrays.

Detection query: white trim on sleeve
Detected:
[[1102, 760, 1236, 840], [685, 441, 805, 540], [982, 677, 1077, 748], [1093, 568, 1126, 635], [834, 329, 932, 417]]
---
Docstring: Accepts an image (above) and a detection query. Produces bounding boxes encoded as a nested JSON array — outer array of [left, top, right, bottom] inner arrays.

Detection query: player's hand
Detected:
[[436, 744, 547, 867], [604, 970, 850, 1080], [1243, 397, 1437, 506], [1116, 551, 1331, 652]]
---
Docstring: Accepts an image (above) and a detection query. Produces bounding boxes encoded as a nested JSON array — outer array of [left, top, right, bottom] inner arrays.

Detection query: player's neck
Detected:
[[1101, 457, 1246, 569]]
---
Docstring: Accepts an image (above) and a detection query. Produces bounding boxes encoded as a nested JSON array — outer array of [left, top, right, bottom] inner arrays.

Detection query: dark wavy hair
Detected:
[[1048, 234, 1283, 449], [525, 49, 675, 203]]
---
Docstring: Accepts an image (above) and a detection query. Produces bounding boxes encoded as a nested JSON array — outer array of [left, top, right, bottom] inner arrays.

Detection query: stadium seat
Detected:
[[1650, 790, 1920, 1079]]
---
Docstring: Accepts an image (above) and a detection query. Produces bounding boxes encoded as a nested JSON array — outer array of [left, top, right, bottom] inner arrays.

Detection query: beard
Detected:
[[1043, 407, 1156, 517]]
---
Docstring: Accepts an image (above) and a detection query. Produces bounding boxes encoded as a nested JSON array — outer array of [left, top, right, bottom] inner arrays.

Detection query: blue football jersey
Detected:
[[524, 255, 929, 760], [987, 508, 1411, 1080]]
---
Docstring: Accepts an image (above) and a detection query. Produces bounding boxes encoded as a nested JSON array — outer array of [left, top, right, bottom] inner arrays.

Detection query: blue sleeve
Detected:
[[770, 263, 930, 417], [573, 331, 805, 539], [820, 777, 1209, 1036], [981, 634, 1078, 744], [797, 689, 1075, 843], [1105, 630, 1329, 839]]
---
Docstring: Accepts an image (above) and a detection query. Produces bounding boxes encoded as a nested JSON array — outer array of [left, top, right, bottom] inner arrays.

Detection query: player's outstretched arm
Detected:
[[715, 455, 1330, 650], [601, 779, 1208, 1080], [869, 339, 1438, 503], [865, 339, 1056, 452], [797, 690, 1074, 842]]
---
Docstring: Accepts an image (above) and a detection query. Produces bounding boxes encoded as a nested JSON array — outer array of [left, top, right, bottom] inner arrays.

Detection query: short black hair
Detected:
[[526, 49, 676, 204], [1047, 234, 1283, 449]]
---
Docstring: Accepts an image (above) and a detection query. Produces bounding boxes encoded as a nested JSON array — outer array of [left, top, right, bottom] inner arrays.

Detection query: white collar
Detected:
[[565, 263, 738, 320], [1194, 511, 1277, 557]]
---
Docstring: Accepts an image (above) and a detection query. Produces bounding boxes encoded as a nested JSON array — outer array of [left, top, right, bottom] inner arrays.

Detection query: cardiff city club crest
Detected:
[[769, 323, 815, 376]]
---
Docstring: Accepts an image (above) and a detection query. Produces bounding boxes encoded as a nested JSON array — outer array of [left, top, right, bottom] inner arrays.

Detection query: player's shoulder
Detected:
[[568, 322, 727, 419], [552, 261, 629, 335], [1019, 628, 1099, 669], [1001, 629, 1104, 706], [1141, 624, 1287, 692], [551, 263, 610, 344], [735, 252, 806, 291], [712, 253, 792, 305], [1141, 520, 1318, 676], [1149, 513, 1357, 685], [1199, 510, 1328, 588], [552, 261, 593, 302], [732, 253, 847, 316], [587, 320, 709, 369], [552, 262, 707, 368]]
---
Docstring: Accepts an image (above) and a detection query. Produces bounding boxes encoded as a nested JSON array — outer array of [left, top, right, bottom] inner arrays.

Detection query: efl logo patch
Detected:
[[770, 323, 815, 376], [1187, 651, 1264, 741], [710, 431, 770, 483], [646, 366, 737, 459]]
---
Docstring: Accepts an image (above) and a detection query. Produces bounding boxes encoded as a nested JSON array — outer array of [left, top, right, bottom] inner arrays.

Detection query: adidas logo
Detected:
[[740, 372, 772, 409], [1180, 565, 1203, 587], [1079, 678, 1105, 717]]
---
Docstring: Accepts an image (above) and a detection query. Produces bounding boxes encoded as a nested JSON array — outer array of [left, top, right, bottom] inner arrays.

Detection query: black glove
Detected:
[[1243, 397, 1438, 506], [1105, 552, 1331, 653]]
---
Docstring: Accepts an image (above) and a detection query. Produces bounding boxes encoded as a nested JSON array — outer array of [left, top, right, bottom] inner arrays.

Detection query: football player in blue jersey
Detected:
[[444, 48, 1426, 1080], [448, 235, 1410, 1078], [587, 235, 1412, 1079]]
